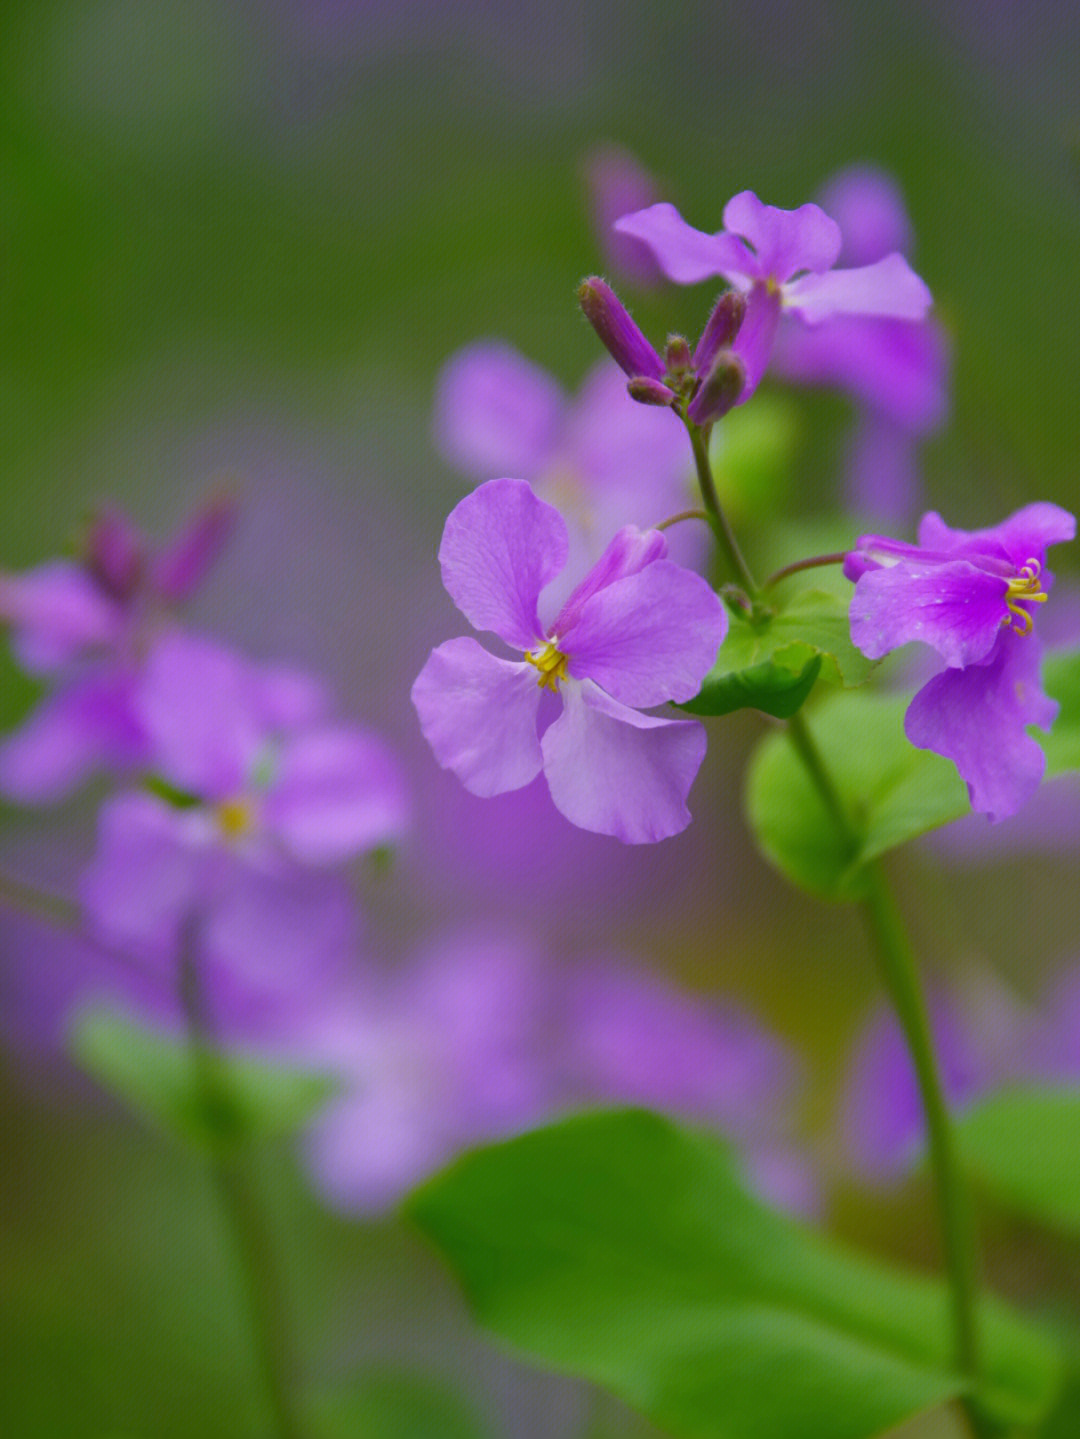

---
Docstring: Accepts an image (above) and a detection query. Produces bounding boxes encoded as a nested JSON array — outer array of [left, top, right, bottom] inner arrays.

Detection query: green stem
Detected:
[[178, 947, 306, 1439], [687, 422, 758, 594]]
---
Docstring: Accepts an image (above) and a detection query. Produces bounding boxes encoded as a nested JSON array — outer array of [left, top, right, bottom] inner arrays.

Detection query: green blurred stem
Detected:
[[687, 422, 758, 594], [178, 946, 306, 1439], [785, 714, 985, 1430]]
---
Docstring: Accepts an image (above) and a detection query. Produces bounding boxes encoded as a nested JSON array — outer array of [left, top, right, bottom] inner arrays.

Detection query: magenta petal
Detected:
[[784, 253, 932, 324], [541, 681, 706, 842], [0, 672, 146, 802], [732, 282, 783, 399], [1, 561, 124, 673], [412, 637, 542, 797], [850, 560, 1008, 666], [816, 166, 913, 267], [552, 525, 668, 636], [905, 632, 1055, 820], [722, 192, 841, 282], [432, 342, 566, 481], [613, 203, 752, 285], [263, 726, 409, 864], [562, 560, 726, 707], [918, 503, 1077, 569], [439, 478, 568, 649]]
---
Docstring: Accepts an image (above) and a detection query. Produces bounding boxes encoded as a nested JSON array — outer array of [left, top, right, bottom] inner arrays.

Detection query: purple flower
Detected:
[[845, 503, 1076, 819], [411, 479, 726, 843], [0, 496, 237, 802], [432, 343, 700, 582], [581, 143, 665, 286], [614, 190, 932, 401]]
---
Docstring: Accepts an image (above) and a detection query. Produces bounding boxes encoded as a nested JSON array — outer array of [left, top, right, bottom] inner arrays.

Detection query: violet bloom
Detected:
[[432, 344, 699, 584], [614, 189, 932, 401], [412, 479, 726, 843], [0, 496, 236, 802], [581, 143, 665, 287], [845, 503, 1076, 820]]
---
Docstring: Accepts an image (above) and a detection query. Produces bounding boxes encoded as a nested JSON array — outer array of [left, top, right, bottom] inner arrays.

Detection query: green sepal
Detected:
[[69, 1007, 338, 1152], [959, 1087, 1080, 1239], [746, 691, 970, 900], [408, 1109, 1060, 1439]]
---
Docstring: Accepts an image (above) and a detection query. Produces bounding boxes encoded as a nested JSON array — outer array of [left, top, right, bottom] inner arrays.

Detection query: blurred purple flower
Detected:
[[0, 496, 237, 802], [432, 345, 700, 584], [581, 144, 665, 286], [615, 189, 931, 401], [845, 502, 1076, 819], [412, 479, 725, 842]]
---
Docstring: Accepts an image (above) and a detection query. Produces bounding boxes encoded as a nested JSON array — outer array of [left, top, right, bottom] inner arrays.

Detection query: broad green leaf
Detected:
[[70, 1007, 337, 1151], [1038, 649, 1080, 775], [305, 1371, 490, 1439], [746, 691, 970, 900], [959, 1088, 1080, 1238], [683, 587, 872, 719], [408, 1110, 1058, 1439]]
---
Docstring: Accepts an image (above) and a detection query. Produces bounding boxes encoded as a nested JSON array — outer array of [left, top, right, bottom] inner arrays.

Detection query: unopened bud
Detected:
[[693, 290, 747, 373], [626, 376, 675, 407], [687, 351, 746, 426], [83, 507, 145, 600], [577, 277, 664, 380], [152, 491, 239, 603], [664, 334, 693, 376]]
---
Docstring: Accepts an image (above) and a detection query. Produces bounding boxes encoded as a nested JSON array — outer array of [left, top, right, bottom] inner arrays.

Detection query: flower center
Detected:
[[525, 639, 569, 691], [214, 796, 255, 838], [1004, 558, 1048, 636]]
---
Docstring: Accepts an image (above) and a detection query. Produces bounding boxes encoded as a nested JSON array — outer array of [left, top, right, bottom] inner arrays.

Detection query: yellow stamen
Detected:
[[215, 797, 253, 837], [1003, 558, 1048, 636], [525, 640, 569, 691]]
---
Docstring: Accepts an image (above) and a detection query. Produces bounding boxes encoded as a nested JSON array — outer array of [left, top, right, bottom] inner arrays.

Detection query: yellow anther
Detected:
[[525, 640, 569, 691], [1003, 558, 1048, 635], [215, 797, 253, 837]]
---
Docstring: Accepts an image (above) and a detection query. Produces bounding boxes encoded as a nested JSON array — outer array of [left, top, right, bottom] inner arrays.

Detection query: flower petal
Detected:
[[904, 630, 1056, 820], [551, 524, 667, 636], [917, 503, 1077, 570], [816, 166, 913, 267], [722, 191, 841, 282], [0, 561, 124, 673], [732, 281, 783, 399], [263, 726, 409, 864], [784, 253, 932, 324], [613, 202, 754, 284], [850, 559, 1008, 666], [541, 681, 706, 842], [439, 478, 568, 649], [412, 637, 542, 797], [561, 560, 727, 707], [432, 341, 566, 481]]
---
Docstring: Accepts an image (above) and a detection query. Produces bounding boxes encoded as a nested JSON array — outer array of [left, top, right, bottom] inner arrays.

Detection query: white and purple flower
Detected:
[[845, 502, 1077, 820], [614, 189, 932, 401], [412, 478, 726, 843]]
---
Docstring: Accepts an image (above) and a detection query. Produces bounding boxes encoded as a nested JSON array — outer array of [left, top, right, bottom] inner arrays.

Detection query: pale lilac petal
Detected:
[[541, 681, 706, 842], [1, 561, 124, 673], [136, 633, 261, 797], [151, 493, 238, 603], [0, 672, 146, 802], [816, 166, 913, 267], [722, 191, 841, 282], [732, 282, 783, 399], [249, 662, 330, 731], [552, 524, 667, 636], [784, 253, 932, 324], [614, 203, 754, 285], [844, 415, 924, 527], [582, 143, 664, 286], [905, 631, 1056, 820], [432, 342, 565, 481], [412, 637, 542, 797], [263, 726, 409, 864], [439, 478, 567, 649], [918, 503, 1076, 569], [561, 561, 726, 707], [850, 560, 1008, 665], [306, 1083, 448, 1212]]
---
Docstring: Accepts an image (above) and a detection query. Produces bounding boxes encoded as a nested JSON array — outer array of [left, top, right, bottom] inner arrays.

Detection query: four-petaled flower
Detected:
[[412, 478, 727, 843], [845, 503, 1077, 820], [614, 190, 932, 401]]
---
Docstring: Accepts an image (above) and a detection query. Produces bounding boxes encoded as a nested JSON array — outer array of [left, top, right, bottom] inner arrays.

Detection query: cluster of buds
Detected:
[[577, 277, 746, 427]]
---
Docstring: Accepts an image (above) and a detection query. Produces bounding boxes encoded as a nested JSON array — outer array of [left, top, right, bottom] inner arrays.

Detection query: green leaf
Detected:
[[70, 1007, 338, 1151], [408, 1110, 1058, 1439], [959, 1088, 1080, 1238], [683, 588, 873, 719], [746, 691, 970, 900], [1038, 649, 1080, 775], [305, 1371, 491, 1439]]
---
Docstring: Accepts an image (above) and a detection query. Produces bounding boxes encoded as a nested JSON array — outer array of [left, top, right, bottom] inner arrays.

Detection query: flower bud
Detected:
[[577, 277, 664, 380], [693, 290, 747, 373], [664, 334, 693, 376], [626, 376, 675, 407], [152, 491, 239, 603], [687, 352, 746, 425], [83, 507, 145, 601]]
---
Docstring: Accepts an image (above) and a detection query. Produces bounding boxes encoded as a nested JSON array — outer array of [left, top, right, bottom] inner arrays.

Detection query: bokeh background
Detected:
[[3, 2, 1080, 1435]]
